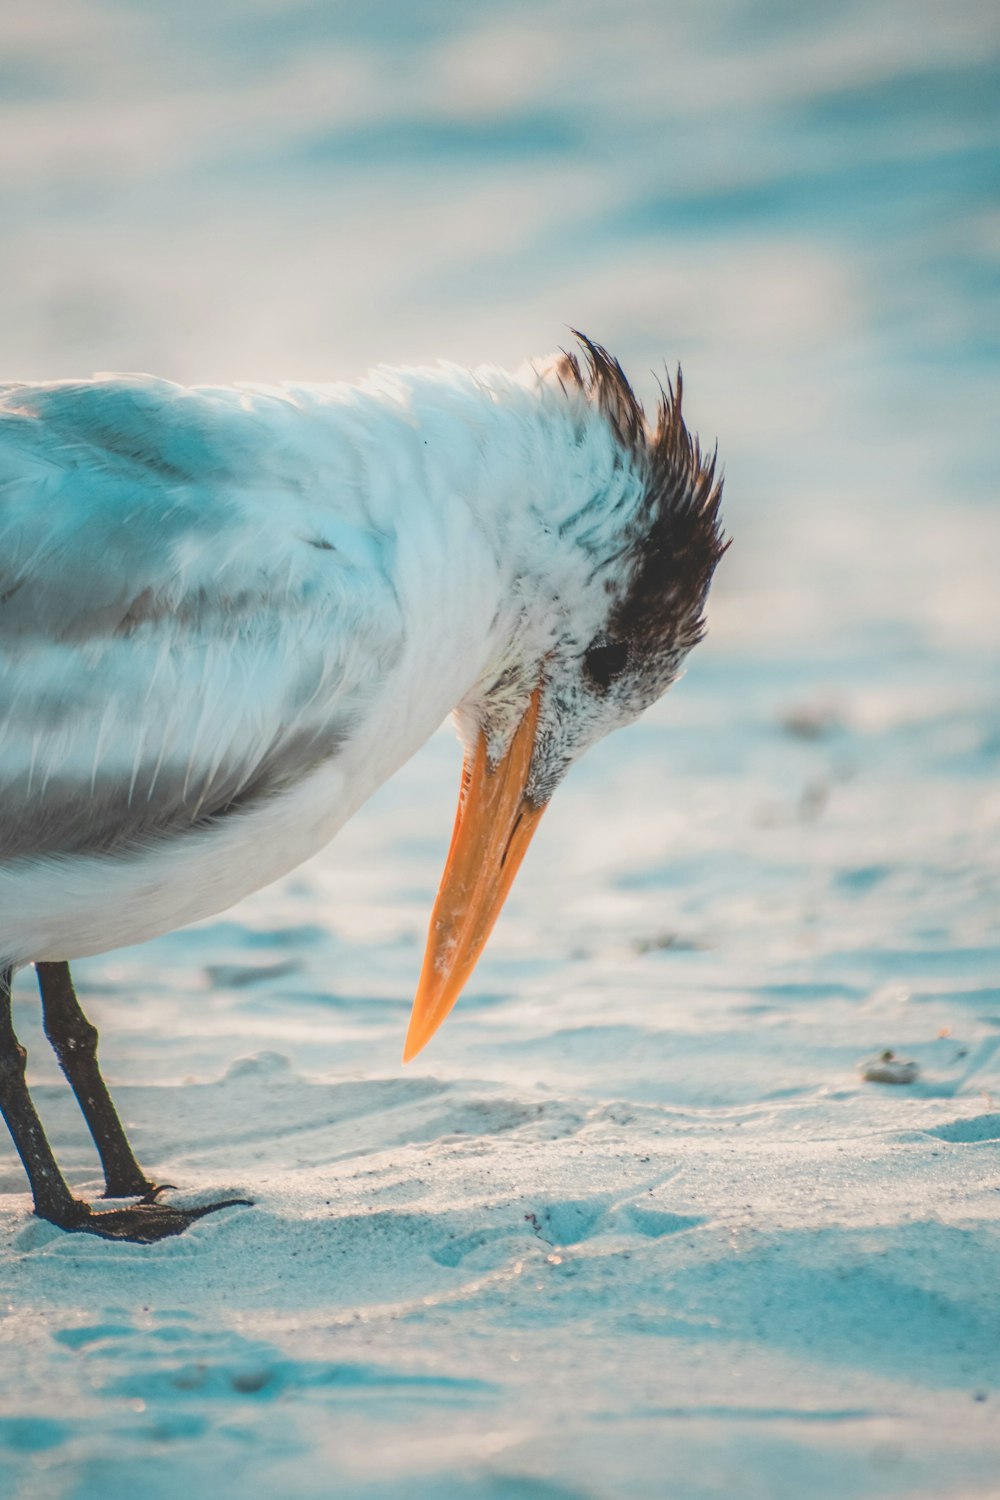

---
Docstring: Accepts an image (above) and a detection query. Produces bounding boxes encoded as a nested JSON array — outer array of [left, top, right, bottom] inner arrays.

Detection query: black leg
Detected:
[[36, 960, 155, 1199], [0, 965, 87, 1229], [0, 964, 252, 1243]]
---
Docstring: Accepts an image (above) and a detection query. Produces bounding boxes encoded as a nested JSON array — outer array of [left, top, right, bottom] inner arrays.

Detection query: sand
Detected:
[[1, 2, 998, 1496]]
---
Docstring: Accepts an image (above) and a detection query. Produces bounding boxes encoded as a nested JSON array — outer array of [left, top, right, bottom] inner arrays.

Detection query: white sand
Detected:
[[1, 3, 998, 1497]]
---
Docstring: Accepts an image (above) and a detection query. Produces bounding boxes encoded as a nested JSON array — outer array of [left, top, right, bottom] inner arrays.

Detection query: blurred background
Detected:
[[2, 0, 999, 1095], [2, 0, 997, 655], [2, 6, 1000, 1498], [2, 0, 998, 1054]]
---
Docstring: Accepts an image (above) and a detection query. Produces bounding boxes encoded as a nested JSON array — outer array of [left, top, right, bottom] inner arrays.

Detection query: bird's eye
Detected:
[[583, 638, 629, 690]]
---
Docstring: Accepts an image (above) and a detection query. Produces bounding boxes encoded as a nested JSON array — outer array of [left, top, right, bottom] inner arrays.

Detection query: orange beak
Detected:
[[403, 687, 547, 1062]]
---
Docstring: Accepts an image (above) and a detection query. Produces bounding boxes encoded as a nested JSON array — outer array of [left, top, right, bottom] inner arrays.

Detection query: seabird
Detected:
[[0, 336, 726, 1241]]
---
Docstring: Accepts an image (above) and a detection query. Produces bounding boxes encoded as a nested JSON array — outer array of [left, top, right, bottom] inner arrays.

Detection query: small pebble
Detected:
[[862, 1049, 919, 1085]]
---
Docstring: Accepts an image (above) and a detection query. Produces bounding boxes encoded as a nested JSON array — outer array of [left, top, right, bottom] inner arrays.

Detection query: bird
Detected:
[[0, 335, 726, 1243]]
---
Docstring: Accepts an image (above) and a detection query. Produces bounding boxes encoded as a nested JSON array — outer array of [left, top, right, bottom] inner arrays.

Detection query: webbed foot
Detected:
[[52, 1194, 253, 1243]]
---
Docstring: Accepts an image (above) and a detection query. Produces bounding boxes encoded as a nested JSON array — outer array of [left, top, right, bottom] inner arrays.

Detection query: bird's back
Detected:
[[0, 376, 403, 870]]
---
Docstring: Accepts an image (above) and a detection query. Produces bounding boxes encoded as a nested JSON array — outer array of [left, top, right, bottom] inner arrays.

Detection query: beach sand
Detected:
[[1, 2, 998, 1496]]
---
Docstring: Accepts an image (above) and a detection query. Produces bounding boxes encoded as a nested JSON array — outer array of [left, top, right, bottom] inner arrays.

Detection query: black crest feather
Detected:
[[561, 332, 729, 668]]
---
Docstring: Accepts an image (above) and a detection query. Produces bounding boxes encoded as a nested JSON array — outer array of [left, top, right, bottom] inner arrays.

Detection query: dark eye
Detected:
[[583, 638, 629, 690]]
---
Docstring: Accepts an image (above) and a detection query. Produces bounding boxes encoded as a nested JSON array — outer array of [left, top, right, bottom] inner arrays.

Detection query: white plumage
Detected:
[[1, 355, 664, 966], [0, 339, 725, 1239]]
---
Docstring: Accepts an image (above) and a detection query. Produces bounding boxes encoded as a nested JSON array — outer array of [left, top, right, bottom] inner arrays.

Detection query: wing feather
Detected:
[[0, 376, 402, 862]]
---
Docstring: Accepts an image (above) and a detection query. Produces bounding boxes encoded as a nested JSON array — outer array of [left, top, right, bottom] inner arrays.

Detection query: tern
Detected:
[[0, 336, 726, 1242]]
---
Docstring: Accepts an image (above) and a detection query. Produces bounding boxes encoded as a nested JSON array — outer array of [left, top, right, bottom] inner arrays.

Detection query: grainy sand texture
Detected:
[[1, 3, 998, 1497]]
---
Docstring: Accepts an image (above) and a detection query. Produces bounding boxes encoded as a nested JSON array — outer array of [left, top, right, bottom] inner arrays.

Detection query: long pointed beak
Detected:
[[403, 687, 547, 1062]]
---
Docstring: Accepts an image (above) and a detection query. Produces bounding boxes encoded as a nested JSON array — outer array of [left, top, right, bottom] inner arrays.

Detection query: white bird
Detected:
[[0, 336, 726, 1241]]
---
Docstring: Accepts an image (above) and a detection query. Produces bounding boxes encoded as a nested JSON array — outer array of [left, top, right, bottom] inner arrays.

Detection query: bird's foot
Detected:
[[44, 1194, 253, 1244], [135, 1181, 179, 1205], [99, 1176, 167, 1202]]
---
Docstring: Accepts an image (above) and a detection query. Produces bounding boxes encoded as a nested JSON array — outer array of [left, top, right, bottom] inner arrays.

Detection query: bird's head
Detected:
[[403, 335, 727, 1061]]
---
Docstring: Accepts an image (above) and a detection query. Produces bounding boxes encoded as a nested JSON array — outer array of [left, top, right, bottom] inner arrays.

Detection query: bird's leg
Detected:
[[35, 960, 156, 1200], [0, 965, 88, 1230], [0, 965, 251, 1243]]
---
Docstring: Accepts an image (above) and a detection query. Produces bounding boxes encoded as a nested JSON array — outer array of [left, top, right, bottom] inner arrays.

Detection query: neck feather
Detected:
[[292, 361, 643, 709]]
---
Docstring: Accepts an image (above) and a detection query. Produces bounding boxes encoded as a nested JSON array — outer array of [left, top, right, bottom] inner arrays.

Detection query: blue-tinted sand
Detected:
[[0, 2, 998, 1498]]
